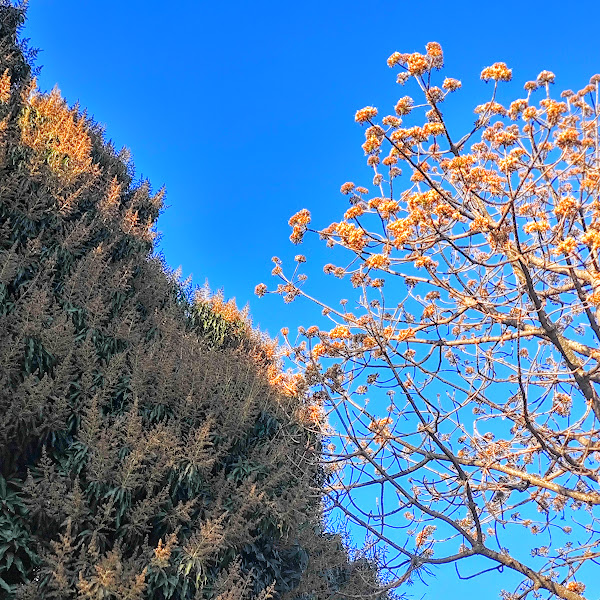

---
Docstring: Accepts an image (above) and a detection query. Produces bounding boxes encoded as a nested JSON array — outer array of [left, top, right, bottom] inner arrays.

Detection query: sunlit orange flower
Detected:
[[566, 582, 586, 594], [382, 115, 401, 127], [523, 219, 550, 234], [587, 290, 600, 306], [395, 328, 415, 342], [362, 336, 377, 349], [554, 196, 578, 218], [415, 525, 436, 547], [387, 52, 403, 68], [554, 237, 578, 255], [364, 254, 389, 270], [537, 70, 555, 84], [290, 226, 304, 244], [540, 99, 567, 125], [362, 135, 382, 154], [289, 208, 311, 227], [474, 101, 507, 116], [406, 52, 429, 76], [395, 96, 414, 116], [414, 256, 437, 269], [340, 181, 355, 195], [480, 62, 512, 82], [335, 221, 367, 251], [442, 77, 461, 92], [582, 228, 600, 250], [378, 200, 399, 218], [508, 99, 528, 119], [355, 106, 378, 124], [555, 128, 580, 148], [344, 204, 365, 220], [312, 343, 327, 358], [425, 42, 444, 68], [423, 122, 445, 137], [329, 325, 352, 339]]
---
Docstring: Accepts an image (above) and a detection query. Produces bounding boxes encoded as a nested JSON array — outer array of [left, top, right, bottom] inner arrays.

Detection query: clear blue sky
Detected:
[[24, 1, 600, 599]]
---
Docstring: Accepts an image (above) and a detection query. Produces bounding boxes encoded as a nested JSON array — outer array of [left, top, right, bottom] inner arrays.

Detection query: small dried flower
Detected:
[[255, 283, 267, 297], [340, 181, 355, 194], [442, 77, 462, 91]]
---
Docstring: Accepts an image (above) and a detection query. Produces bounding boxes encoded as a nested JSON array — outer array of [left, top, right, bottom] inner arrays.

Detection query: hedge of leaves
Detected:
[[0, 4, 388, 600]]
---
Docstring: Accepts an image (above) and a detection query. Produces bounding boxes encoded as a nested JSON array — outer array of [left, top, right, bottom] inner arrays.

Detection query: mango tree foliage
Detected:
[[0, 4, 389, 599]]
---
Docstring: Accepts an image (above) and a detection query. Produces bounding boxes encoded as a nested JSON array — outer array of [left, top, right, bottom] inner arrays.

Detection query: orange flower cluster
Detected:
[[540, 99, 568, 125], [394, 96, 414, 116], [414, 525, 436, 548], [329, 325, 352, 339], [364, 254, 390, 270], [20, 87, 95, 184], [442, 77, 461, 91], [554, 237, 578, 255], [362, 336, 377, 349], [394, 328, 415, 342], [289, 208, 311, 227], [340, 181, 355, 194], [552, 393, 573, 417], [362, 134, 382, 154], [587, 290, 600, 306], [523, 219, 550, 234], [269, 369, 302, 397], [0, 69, 10, 103], [425, 42, 444, 69], [554, 196, 578, 218], [368, 417, 393, 445], [537, 70, 556, 85], [474, 101, 507, 116], [508, 99, 528, 119], [480, 62, 513, 82], [312, 343, 327, 357], [582, 171, 600, 190], [289, 208, 311, 244], [555, 128, 580, 148], [406, 52, 429, 76], [566, 582, 586, 594], [334, 221, 367, 251], [377, 199, 400, 218], [355, 106, 378, 124], [424, 122, 445, 137], [386, 218, 411, 246], [387, 52, 403, 68], [414, 256, 437, 269], [344, 204, 365, 220], [382, 115, 401, 128], [254, 283, 267, 297]]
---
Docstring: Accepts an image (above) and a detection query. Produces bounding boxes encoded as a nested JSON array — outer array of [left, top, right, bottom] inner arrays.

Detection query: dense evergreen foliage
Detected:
[[0, 4, 387, 599]]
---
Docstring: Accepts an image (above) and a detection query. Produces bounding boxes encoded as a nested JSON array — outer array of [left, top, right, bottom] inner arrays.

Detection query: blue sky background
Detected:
[[24, 1, 600, 599]]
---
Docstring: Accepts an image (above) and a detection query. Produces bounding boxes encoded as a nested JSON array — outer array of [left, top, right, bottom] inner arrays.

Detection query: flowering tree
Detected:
[[258, 42, 600, 600]]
